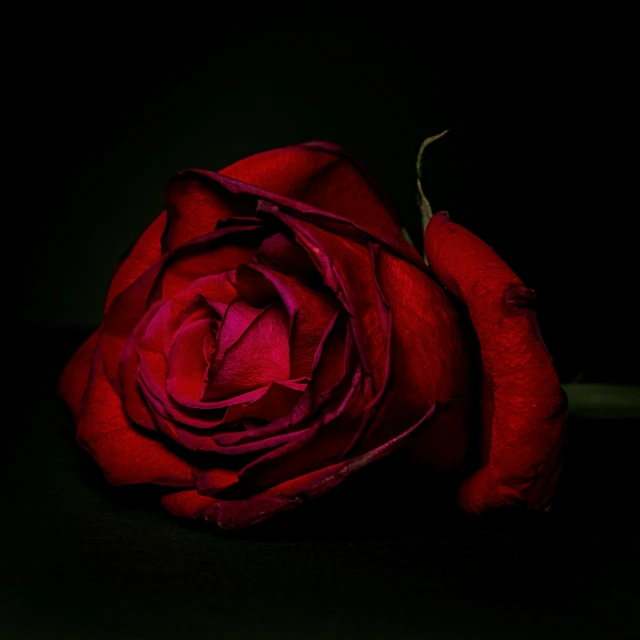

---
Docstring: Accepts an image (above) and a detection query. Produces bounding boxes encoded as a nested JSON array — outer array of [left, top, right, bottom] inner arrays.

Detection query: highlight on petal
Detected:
[[424, 212, 567, 512]]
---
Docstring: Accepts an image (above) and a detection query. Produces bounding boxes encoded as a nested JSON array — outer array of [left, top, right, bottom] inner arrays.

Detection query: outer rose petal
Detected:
[[358, 248, 470, 471], [424, 213, 567, 513], [76, 346, 194, 487], [104, 212, 167, 313], [161, 490, 216, 520], [58, 330, 100, 419], [163, 142, 406, 252]]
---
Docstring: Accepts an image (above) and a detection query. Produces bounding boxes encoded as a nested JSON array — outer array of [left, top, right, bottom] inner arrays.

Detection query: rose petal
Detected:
[[172, 168, 426, 273], [100, 260, 166, 390], [180, 314, 346, 452], [169, 403, 435, 529], [163, 142, 412, 256], [58, 330, 100, 419], [221, 142, 406, 240], [351, 245, 470, 472], [192, 467, 239, 496], [104, 212, 167, 313], [238, 365, 366, 488], [166, 271, 237, 353], [222, 379, 307, 425], [163, 174, 255, 251], [235, 263, 339, 378], [205, 299, 263, 379], [161, 490, 216, 520], [118, 300, 164, 430], [165, 316, 215, 406], [160, 240, 259, 301], [263, 210, 388, 392], [424, 212, 567, 512], [256, 231, 321, 287], [203, 302, 290, 401], [100, 224, 259, 391], [77, 347, 194, 487]]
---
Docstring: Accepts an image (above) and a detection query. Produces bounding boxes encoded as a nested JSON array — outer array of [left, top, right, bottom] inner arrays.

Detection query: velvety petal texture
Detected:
[[424, 212, 567, 513], [59, 141, 565, 529]]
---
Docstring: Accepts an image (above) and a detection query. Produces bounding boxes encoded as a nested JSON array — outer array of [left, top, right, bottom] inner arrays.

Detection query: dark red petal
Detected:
[[256, 232, 320, 286], [100, 225, 258, 392], [192, 467, 239, 496], [161, 490, 216, 519], [182, 314, 345, 453], [104, 212, 167, 314], [160, 241, 258, 301], [354, 247, 470, 471], [180, 428, 308, 456], [205, 299, 263, 379], [177, 169, 425, 273], [165, 316, 214, 406], [58, 330, 100, 419], [177, 404, 435, 530], [137, 302, 174, 406], [203, 302, 290, 401], [165, 142, 407, 254], [166, 271, 237, 348], [267, 212, 388, 392], [118, 301, 164, 430], [235, 264, 339, 379], [163, 175, 246, 251], [424, 212, 567, 512], [238, 364, 367, 488], [76, 347, 194, 487], [100, 260, 166, 390], [222, 379, 307, 425]]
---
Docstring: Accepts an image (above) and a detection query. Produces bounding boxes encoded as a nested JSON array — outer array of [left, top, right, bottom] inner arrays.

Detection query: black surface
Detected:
[[5, 4, 637, 639], [11, 3, 638, 384]]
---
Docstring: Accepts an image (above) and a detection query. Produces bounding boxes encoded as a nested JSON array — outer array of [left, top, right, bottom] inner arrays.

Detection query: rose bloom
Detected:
[[59, 142, 567, 529]]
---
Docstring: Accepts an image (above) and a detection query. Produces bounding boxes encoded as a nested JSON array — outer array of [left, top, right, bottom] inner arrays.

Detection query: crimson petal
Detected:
[[202, 302, 290, 401], [77, 347, 194, 487], [235, 263, 339, 379], [424, 212, 567, 512]]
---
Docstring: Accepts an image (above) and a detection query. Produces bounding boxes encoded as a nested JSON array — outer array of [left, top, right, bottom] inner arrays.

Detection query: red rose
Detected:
[[59, 141, 566, 529]]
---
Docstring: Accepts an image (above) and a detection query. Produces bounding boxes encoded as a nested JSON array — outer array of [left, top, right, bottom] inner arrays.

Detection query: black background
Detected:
[[3, 4, 638, 639]]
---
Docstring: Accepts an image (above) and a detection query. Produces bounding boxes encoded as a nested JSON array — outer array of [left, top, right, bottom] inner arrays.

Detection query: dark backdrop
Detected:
[[14, 6, 636, 385], [4, 4, 638, 639]]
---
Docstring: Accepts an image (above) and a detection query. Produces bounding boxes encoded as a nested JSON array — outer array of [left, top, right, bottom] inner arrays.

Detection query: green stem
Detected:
[[416, 130, 448, 264], [563, 384, 640, 419]]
